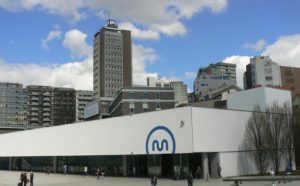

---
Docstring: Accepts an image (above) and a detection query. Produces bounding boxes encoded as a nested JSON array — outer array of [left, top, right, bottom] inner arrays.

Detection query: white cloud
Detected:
[[153, 21, 187, 36], [263, 34, 300, 67], [63, 29, 92, 58], [132, 44, 159, 85], [41, 26, 62, 50], [0, 0, 228, 38], [119, 22, 159, 40], [243, 39, 267, 51], [0, 58, 93, 90], [185, 71, 197, 79], [223, 55, 251, 89], [0, 42, 168, 90]]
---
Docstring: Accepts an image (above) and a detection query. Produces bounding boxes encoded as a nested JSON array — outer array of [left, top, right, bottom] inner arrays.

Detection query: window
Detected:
[[156, 102, 161, 110], [129, 92, 134, 99], [265, 76, 272, 81], [130, 108, 134, 115], [285, 70, 293, 76], [143, 108, 148, 112], [156, 92, 160, 99], [143, 92, 148, 99], [142, 102, 148, 109], [286, 78, 294, 84], [129, 102, 135, 109]]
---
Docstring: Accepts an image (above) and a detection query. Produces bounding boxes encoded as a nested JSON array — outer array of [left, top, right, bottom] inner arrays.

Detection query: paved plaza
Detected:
[[0, 170, 299, 186]]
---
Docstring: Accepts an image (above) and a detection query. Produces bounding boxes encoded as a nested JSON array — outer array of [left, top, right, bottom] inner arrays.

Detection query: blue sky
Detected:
[[0, 0, 300, 92]]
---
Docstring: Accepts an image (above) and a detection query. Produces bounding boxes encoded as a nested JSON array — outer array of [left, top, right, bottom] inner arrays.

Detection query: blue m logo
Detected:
[[146, 126, 176, 154], [152, 139, 169, 151]]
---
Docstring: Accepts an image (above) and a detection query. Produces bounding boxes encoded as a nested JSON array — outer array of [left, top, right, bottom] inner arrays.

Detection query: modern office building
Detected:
[[244, 56, 281, 89], [26, 85, 54, 127], [53, 88, 76, 125], [75, 90, 95, 122], [0, 83, 27, 132], [170, 81, 188, 106], [280, 66, 300, 98], [109, 86, 175, 117], [146, 77, 188, 107], [194, 62, 236, 99], [93, 19, 132, 98]]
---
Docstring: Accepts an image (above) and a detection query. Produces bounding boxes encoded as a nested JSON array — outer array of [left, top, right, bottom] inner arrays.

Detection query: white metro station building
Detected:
[[0, 87, 293, 178]]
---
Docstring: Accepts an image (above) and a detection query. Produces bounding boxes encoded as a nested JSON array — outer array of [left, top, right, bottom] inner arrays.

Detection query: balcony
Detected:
[[43, 113, 50, 116], [29, 92, 39, 96], [43, 97, 51, 101], [30, 117, 38, 121], [31, 97, 39, 101], [30, 102, 39, 106], [43, 92, 51, 96], [43, 118, 52, 122]]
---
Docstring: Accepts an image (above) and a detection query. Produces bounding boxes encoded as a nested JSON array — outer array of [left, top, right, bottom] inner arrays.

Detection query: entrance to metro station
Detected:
[[0, 152, 220, 178]]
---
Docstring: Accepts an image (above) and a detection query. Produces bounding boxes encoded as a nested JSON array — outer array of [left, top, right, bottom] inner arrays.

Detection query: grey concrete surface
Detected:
[[0, 170, 299, 186]]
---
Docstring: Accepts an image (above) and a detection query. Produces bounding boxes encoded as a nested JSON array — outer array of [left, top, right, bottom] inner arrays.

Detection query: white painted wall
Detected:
[[0, 106, 292, 177], [192, 107, 250, 152], [0, 107, 193, 157], [227, 87, 292, 111]]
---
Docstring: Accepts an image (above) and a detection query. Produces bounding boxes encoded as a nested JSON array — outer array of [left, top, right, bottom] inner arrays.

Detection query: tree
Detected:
[[243, 106, 269, 174], [264, 103, 288, 173], [243, 103, 296, 174]]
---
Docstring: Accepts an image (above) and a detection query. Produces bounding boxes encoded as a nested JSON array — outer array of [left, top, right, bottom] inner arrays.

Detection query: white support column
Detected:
[[9, 157, 12, 170], [202, 153, 209, 180], [122, 155, 127, 177], [53, 156, 57, 173]]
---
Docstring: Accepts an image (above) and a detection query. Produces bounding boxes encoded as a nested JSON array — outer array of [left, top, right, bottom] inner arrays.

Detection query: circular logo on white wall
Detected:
[[145, 126, 176, 154]]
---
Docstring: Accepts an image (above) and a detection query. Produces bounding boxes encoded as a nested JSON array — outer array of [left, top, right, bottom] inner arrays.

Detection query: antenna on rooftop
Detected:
[[107, 10, 111, 20], [106, 10, 117, 28]]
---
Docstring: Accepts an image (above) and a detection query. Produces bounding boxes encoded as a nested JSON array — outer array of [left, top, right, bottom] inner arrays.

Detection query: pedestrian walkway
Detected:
[[0, 170, 299, 186]]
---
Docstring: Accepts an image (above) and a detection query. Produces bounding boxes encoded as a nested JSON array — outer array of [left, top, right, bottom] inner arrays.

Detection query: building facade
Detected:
[[83, 97, 114, 120], [194, 62, 236, 99], [244, 56, 282, 89], [53, 88, 76, 125], [93, 19, 132, 98], [109, 86, 175, 117], [26, 85, 54, 127], [76, 90, 95, 122], [0, 83, 27, 129], [1, 106, 295, 177], [146, 77, 188, 107], [280, 66, 300, 98], [170, 81, 188, 106], [227, 87, 292, 112], [147, 77, 170, 88]]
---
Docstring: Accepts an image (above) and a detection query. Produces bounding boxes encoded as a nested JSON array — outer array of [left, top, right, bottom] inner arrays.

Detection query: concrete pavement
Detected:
[[0, 170, 299, 186]]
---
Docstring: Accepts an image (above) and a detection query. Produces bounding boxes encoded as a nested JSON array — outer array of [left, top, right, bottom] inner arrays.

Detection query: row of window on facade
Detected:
[[0, 109, 26, 114], [105, 45, 122, 51], [105, 71, 123, 78], [129, 102, 161, 115], [105, 64, 123, 70], [105, 39, 122, 46], [128, 92, 161, 100], [0, 103, 26, 108], [105, 52, 122, 58]]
